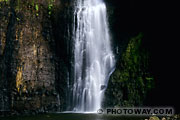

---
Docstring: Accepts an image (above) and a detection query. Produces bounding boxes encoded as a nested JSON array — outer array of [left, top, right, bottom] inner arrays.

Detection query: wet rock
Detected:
[[162, 117, 166, 120], [149, 116, 160, 120], [100, 85, 106, 90]]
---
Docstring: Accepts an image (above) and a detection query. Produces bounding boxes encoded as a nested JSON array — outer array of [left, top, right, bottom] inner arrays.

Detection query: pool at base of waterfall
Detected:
[[0, 113, 147, 120]]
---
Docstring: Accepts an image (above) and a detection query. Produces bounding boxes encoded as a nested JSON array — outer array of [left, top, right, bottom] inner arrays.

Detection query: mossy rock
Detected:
[[149, 116, 160, 120], [104, 33, 154, 107]]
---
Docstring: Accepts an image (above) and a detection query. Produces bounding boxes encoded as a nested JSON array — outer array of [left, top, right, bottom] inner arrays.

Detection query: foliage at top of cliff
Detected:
[[0, 0, 9, 2], [0, 0, 61, 15]]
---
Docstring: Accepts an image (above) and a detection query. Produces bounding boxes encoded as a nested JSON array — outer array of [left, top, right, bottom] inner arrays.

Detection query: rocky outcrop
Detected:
[[104, 33, 154, 107], [146, 115, 180, 120]]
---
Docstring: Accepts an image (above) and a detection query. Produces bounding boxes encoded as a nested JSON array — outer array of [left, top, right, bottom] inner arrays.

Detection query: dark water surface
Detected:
[[0, 113, 146, 120]]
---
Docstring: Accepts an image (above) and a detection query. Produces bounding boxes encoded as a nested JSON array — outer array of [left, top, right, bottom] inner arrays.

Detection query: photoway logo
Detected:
[[97, 107, 174, 116]]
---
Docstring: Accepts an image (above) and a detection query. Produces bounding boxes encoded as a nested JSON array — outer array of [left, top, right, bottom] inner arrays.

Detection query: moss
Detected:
[[0, 0, 8, 2], [150, 116, 160, 120], [35, 4, 39, 11], [104, 33, 154, 107], [15, 0, 21, 12], [146, 77, 154, 89], [48, 0, 55, 15], [32, 0, 34, 6]]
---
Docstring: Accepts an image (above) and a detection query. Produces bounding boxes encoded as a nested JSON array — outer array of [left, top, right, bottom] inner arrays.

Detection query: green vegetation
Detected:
[[32, 0, 34, 6], [48, 0, 55, 15], [0, 0, 9, 6], [15, 0, 21, 12], [47, 0, 55, 15], [11, 0, 56, 16], [105, 33, 154, 107], [0, 0, 8, 2], [16, 17, 20, 21], [35, 4, 39, 11], [35, 4, 39, 16]]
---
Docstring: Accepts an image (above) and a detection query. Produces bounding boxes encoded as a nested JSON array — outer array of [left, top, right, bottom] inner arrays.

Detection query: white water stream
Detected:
[[71, 0, 115, 112]]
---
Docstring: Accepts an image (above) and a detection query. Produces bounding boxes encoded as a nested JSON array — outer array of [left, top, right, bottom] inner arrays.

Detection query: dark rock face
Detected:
[[0, 0, 69, 114], [0, 1, 11, 112]]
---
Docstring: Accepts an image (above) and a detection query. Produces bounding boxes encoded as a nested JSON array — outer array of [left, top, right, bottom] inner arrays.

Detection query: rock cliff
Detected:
[[0, 0, 70, 114]]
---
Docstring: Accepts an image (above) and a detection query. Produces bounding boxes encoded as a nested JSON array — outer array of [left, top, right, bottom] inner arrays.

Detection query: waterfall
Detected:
[[70, 0, 115, 112]]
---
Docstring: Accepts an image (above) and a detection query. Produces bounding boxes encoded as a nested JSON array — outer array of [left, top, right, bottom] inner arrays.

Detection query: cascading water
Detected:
[[70, 0, 115, 112]]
